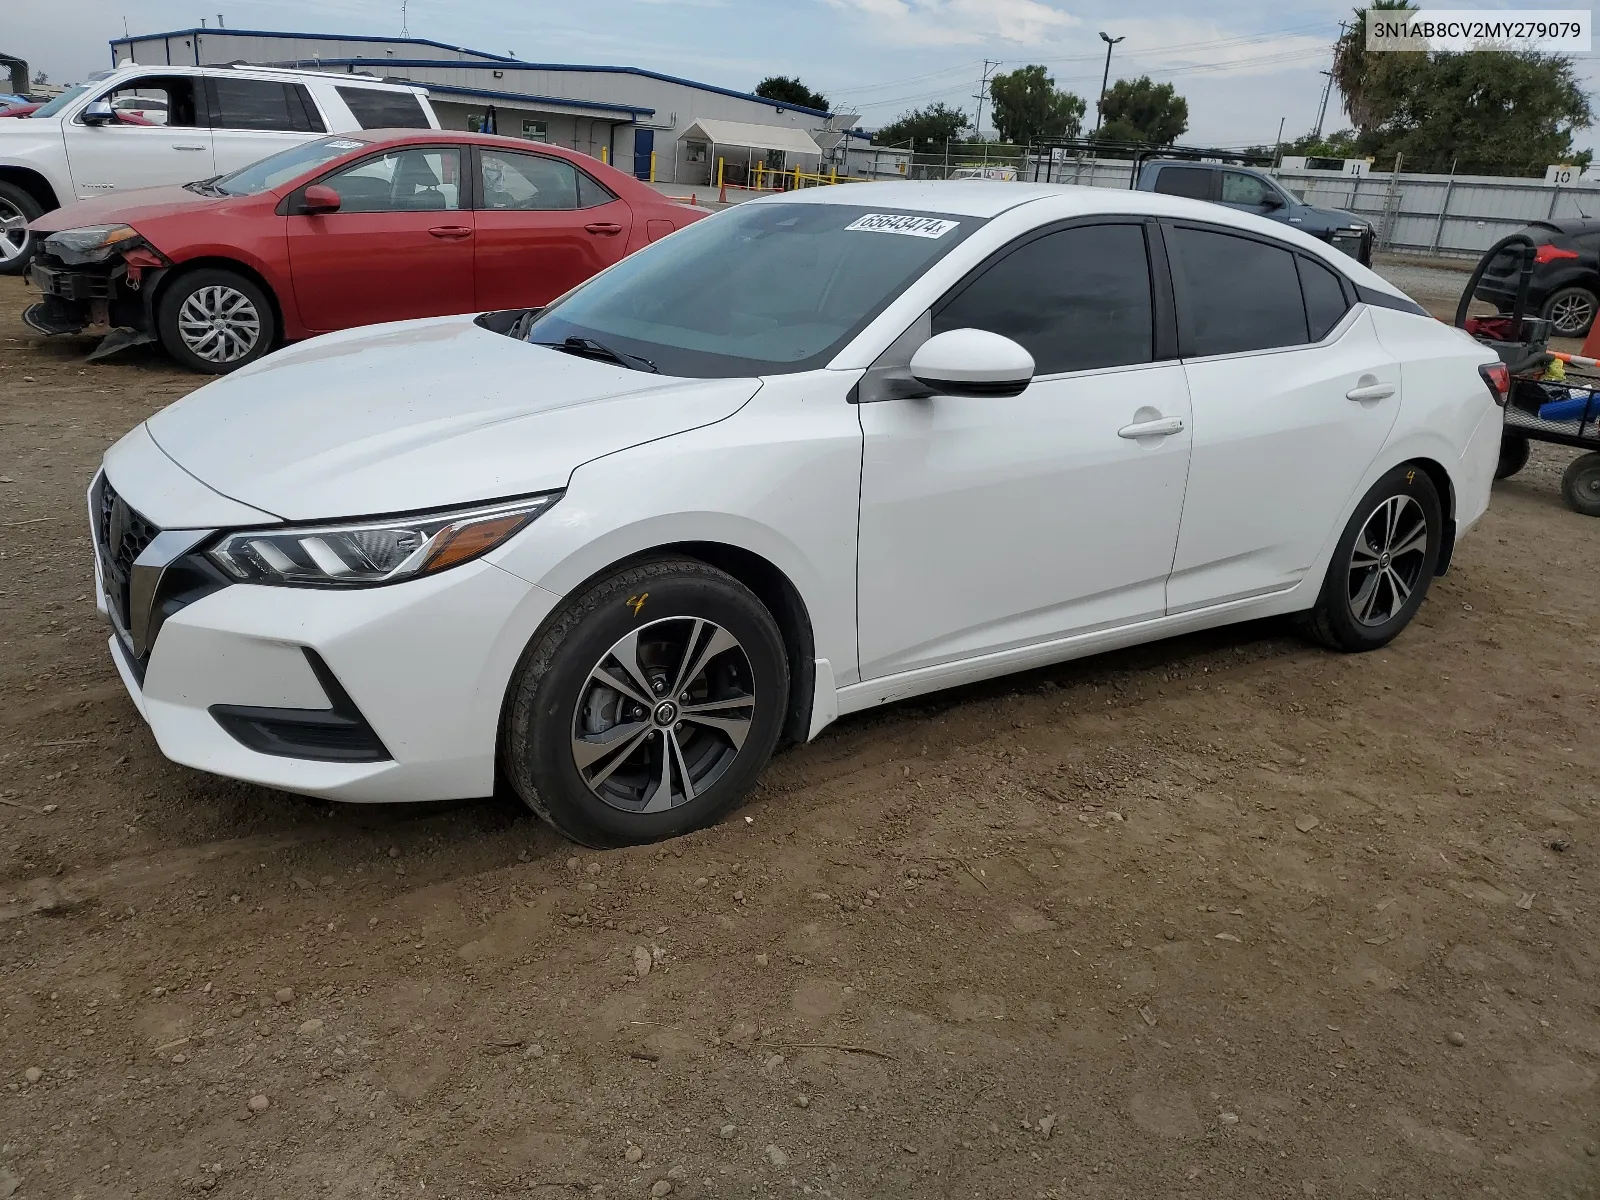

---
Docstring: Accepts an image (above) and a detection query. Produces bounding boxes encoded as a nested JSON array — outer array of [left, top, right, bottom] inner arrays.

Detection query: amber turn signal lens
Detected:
[[421, 513, 534, 574]]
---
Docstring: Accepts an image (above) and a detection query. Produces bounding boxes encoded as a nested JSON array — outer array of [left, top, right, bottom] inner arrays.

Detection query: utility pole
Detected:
[[972, 59, 1000, 140], [1094, 32, 1125, 136], [1272, 115, 1286, 167], [401, 0, 409, 37], [1312, 21, 1346, 138]]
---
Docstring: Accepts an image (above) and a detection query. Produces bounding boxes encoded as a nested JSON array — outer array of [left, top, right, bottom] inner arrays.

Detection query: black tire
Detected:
[[1303, 464, 1443, 653], [503, 558, 789, 847], [1561, 452, 1600, 516], [0, 181, 44, 277], [1495, 432, 1530, 479], [155, 267, 277, 374], [1540, 285, 1598, 338]]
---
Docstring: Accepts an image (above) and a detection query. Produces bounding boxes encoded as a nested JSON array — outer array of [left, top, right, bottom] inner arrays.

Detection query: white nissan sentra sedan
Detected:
[[91, 182, 1506, 846]]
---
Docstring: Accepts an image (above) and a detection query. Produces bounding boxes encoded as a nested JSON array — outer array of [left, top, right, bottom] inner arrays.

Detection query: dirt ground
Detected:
[[1, 269, 1597, 1200]]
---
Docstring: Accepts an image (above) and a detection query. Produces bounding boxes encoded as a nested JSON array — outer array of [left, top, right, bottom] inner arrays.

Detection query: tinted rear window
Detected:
[[337, 87, 431, 130], [208, 78, 324, 132], [1153, 166, 1212, 200], [1167, 225, 1309, 357], [1298, 255, 1352, 341]]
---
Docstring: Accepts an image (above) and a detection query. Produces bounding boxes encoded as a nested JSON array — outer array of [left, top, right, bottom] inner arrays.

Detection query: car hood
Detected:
[[31, 185, 217, 233], [142, 315, 761, 522]]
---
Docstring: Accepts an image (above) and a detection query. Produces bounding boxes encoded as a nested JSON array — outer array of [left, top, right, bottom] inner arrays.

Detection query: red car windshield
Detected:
[[215, 135, 373, 196]]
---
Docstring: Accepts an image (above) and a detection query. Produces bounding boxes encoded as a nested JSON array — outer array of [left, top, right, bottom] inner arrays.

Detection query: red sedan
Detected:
[[24, 129, 705, 372]]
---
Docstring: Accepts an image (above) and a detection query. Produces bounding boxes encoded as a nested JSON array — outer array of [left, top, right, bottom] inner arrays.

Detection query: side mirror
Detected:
[[299, 184, 342, 214], [909, 328, 1034, 397], [81, 100, 116, 126], [1260, 191, 1286, 210]]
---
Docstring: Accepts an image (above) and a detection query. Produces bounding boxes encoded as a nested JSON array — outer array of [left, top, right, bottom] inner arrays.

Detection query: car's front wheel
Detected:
[[503, 558, 790, 847], [156, 268, 277, 374], [1541, 285, 1598, 338], [0, 181, 43, 277], [1303, 464, 1442, 652]]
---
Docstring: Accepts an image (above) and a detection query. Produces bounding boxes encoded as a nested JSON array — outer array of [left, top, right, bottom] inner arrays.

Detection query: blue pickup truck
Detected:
[[1135, 160, 1374, 266]]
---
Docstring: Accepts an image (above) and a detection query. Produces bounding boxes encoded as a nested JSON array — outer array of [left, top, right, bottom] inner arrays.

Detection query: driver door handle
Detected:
[[1117, 415, 1185, 439], [1346, 381, 1396, 402], [427, 226, 473, 240], [172, 144, 207, 151]]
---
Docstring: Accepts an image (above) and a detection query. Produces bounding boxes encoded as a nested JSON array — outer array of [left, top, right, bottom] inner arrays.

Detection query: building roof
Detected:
[[679, 119, 822, 155], [416, 82, 653, 118], [110, 31, 834, 118]]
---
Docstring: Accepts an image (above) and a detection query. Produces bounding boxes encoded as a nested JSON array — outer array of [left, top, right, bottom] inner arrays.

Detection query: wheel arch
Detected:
[[154, 257, 286, 347], [1403, 455, 1457, 574], [0, 166, 60, 213]]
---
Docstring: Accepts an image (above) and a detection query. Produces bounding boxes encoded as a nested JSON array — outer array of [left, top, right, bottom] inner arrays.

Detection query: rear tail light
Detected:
[[1534, 242, 1579, 263], [1479, 361, 1511, 406]]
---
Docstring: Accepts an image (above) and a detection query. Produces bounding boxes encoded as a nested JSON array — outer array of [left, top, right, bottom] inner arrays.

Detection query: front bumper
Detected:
[[26, 255, 161, 351], [92, 470, 564, 803], [1325, 226, 1372, 265]]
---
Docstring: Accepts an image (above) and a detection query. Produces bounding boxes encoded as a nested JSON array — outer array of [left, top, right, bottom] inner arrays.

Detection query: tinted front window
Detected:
[[934, 224, 1153, 374], [95, 77, 201, 127], [337, 87, 431, 130], [1168, 226, 1308, 357], [1153, 166, 1212, 200], [1298, 255, 1352, 341], [215, 135, 371, 195], [323, 148, 462, 212], [527, 203, 980, 377], [1221, 171, 1273, 206]]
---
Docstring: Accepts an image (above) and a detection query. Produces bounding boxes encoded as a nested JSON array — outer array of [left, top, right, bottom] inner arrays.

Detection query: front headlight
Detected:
[[207, 494, 561, 588], [41, 224, 142, 265]]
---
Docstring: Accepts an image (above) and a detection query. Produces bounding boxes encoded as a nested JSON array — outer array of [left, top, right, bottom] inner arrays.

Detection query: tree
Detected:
[[32, 70, 48, 86], [755, 75, 829, 113], [872, 102, 969, 148], [988, 66, 1085, 144], [1331, 2, 1593, 171], [1094, 77, 1188, 145]]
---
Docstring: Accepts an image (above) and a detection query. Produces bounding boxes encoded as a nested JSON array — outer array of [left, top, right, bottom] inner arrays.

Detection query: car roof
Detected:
[[749, 180, 1262, 223], [345, 128, 617, 157]]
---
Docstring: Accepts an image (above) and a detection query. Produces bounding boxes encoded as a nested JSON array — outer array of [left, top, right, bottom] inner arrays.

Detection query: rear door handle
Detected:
[[1117, 415, 1185, 439], [172, 144, 207, 151], [1346, 382, 1396, 402], [584, 222, 623, 235], [427, 226, 473, 240]]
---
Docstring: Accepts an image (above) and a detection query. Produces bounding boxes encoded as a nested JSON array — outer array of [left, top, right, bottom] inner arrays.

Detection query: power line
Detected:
[[972, 59, 1000, 138]]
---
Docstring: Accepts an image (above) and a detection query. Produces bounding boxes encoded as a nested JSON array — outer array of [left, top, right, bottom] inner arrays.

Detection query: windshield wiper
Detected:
[[533, 335, 657, 373], [183, 177, 227, 197]]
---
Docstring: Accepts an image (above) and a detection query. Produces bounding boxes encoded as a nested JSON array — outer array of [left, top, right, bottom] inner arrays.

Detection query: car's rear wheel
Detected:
[[0, 182, 43, 277], [1561, 451, 1600, 516], [1302, 465, 1442, 652], [503, 558, 789, 847], [1540, 285, 1598, 338], [1495, 432, 1530, 479], [156, 268, 276, 374]]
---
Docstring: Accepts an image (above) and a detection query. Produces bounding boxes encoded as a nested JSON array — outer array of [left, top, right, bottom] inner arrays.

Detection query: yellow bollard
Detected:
[[600, 146, 608, 164], [830, 167, 837, 185], [716, 157, 724, 188], [649, 150, 656, 183], [792, 164, 800, 190]]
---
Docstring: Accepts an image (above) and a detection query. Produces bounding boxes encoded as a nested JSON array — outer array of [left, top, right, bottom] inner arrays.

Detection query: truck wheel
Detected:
[[156, 268, 277, 374], [0, 181, 44, 277], [1495, 433, 1530, 479], [1561, 452, 1600, 516]]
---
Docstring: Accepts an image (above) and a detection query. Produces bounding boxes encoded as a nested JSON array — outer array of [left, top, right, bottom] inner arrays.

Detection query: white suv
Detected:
[[0, 63, 439, 273]]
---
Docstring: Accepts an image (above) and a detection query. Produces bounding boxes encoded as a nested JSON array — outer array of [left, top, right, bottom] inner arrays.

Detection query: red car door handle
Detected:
[[428, 226, 473, 239], [584, 222, 623, 235]]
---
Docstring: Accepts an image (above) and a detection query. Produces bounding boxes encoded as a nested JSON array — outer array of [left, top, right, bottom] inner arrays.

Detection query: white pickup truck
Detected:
[[0, 63, 440, 274]]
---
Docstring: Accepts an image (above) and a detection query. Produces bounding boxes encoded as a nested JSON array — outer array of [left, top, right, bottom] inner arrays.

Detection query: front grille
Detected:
[[93, 475, 160, 639], [31, 256, 115, 301]]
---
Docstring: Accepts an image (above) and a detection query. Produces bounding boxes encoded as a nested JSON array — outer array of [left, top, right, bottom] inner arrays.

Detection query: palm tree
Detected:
[[1331, 0, 1415, 130]]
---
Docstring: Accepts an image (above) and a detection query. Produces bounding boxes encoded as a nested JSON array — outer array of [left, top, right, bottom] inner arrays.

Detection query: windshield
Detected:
[[526, 202, 981, 377], [30, 84, 90, 119], [215, 135, 371, 195]]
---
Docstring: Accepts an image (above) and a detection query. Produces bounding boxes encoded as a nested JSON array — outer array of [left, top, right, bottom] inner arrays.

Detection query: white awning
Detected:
[[680, 118, 821, 157]]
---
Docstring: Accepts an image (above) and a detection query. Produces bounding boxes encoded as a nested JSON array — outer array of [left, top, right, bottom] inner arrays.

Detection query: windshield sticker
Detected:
[[325, 139, 364, 150], [845, 213, 960, 239]]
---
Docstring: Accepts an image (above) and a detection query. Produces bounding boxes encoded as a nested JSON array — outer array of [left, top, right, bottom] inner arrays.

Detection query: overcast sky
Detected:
[[9, 0, 1598, 152]]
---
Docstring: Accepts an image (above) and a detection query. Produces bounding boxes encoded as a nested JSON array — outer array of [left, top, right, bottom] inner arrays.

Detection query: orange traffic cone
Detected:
[[1581, 311, 1600, 359], [718, 178, 727, 204]]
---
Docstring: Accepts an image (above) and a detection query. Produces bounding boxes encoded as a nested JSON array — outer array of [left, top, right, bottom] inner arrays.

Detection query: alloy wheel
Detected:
[[0, 198, 30, 265], [1347, 494, 1429, 626], [1549, 290, 1595, 336], [176, 285, 262, 363], [571, 616, 756, 814]]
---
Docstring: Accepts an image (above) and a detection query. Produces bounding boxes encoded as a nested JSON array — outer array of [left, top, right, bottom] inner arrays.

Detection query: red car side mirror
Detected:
[[300, 184, 342, 215]]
